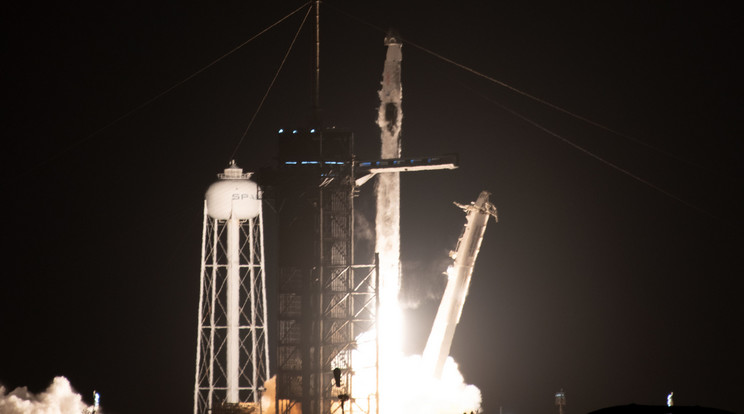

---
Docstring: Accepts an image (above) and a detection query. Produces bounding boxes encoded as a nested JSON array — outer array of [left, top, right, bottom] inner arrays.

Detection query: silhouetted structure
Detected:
[[271, 127, 377, 414], [589, 404, 735, 414]]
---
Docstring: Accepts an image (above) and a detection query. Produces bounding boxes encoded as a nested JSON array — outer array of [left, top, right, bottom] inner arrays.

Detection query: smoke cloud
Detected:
[[393, 355, 482, 414], [0, 377, 94, 414], [399, 254, 451, 309], [351, 331, 482, 414], [355, 210, 375, 245]]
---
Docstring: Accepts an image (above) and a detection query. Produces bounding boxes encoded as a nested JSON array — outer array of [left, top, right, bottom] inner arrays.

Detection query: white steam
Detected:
[[400, 257, 451, 309], [392, 355, 482, 414], [351, 330, 482, 414], [0, 377, 95, 414]]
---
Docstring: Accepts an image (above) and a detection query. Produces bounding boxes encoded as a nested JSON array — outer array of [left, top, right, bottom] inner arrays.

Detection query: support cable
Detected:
[[325, 3, 715, 217], [19, 2, 311, 177], [325, 3, 701, 169], [229, 4, 313, 160], [406, 41, 702, 168], [464, 82, 714, 218]]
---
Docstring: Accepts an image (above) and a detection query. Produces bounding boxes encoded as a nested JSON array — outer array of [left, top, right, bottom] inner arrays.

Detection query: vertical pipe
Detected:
[[318, 184, 324, 414], [227, 216, 240, 403], [314, 17, 324, 410], [313, 0, 320, 116], [249, 216, 259, 402], [194, 201, 209, 414], [349, 164, 356, 414], [259, 205, 270, 379], [374, 253, 380, 414], [209, 219, 219, 409]]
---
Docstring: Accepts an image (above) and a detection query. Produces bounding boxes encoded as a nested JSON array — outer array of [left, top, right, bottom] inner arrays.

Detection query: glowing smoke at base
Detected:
[[350, 331, 482, 414], [388, 355, 481, 414], [0, 377, 95, 414]]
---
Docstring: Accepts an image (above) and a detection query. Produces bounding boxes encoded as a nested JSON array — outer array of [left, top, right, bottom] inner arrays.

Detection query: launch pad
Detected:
[[193, 6, 495, 413]]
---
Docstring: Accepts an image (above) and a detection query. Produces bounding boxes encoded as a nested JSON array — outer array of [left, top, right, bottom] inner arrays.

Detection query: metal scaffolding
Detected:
[[194, 177, 270, 414], [275, 128, 378, 414]]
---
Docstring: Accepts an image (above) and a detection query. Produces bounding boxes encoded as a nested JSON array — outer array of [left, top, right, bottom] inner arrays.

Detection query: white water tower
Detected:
[[194, 160, 270, 414]]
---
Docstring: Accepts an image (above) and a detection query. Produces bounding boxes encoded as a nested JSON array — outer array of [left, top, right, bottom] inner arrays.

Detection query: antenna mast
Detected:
[[313, 0, 320, 120], [555, 389, 566, 414]]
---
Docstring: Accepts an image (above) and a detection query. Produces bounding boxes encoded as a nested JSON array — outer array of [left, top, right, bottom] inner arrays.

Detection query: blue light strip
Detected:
[[284, 161, 346, 166]]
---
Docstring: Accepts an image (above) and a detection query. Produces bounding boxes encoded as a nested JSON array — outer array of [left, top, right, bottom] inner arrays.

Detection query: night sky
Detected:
[[2, 1, 742, 414]]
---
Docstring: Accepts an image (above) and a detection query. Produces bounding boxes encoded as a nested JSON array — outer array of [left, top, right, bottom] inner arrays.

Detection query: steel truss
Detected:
[[194, 202, 270, 414], [276, 128, 378, 414]]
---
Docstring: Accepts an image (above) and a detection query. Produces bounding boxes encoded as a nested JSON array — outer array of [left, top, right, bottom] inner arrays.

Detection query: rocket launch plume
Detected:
[[400, 256, 451, 309], [0, 377, 94, 414]]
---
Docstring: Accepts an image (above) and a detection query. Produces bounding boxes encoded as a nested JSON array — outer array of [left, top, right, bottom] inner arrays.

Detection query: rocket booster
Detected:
[[422, 191, 497, 379]]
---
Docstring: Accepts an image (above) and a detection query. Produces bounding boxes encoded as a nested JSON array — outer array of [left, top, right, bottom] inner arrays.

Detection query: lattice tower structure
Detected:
[[273, 128, 377, 414]]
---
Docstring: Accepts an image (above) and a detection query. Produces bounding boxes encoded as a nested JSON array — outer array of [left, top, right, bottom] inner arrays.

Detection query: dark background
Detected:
[[2, 1, 742, 414]]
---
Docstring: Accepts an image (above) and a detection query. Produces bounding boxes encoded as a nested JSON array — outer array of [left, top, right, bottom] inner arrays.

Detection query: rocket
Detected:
[[422, 191, 498, 379]]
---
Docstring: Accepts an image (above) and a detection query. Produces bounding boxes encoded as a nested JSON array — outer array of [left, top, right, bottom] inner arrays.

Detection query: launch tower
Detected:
[[273, 128, 378, 414]]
